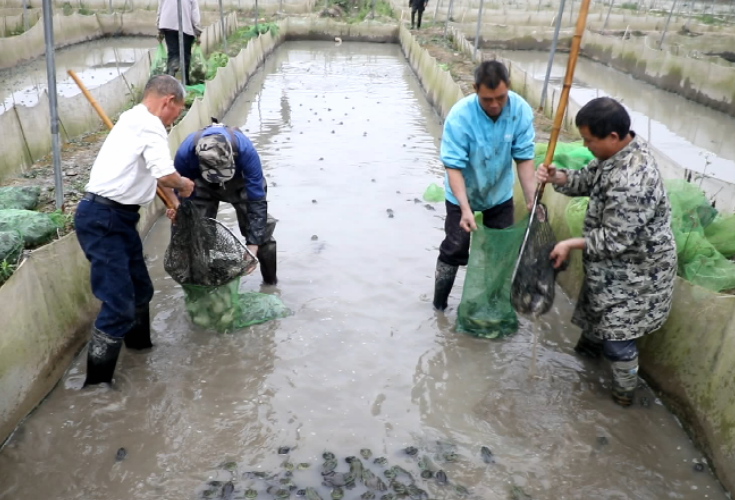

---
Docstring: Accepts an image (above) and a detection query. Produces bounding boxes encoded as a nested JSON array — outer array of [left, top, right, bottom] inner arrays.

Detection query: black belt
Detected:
[[83, 192, 140, 212]]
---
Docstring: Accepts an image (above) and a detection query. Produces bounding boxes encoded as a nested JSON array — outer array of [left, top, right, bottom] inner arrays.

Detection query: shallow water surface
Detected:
[[0, 41, 727, 500]]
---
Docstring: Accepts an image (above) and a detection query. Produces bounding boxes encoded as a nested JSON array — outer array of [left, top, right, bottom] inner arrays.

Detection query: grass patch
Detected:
[[620, 2, 638, 9]]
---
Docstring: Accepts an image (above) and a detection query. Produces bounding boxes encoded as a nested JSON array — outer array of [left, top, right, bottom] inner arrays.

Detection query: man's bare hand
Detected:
[[537, 163, 563, 185], [459, 209, 477, 233], [166, 208, 176, 221]]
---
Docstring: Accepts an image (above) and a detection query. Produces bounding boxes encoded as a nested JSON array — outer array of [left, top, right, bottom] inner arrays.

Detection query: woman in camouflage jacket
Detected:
[[537, 97, 677, 407]]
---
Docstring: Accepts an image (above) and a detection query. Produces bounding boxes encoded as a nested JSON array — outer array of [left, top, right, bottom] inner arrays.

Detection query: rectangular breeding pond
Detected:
[[0, 41, 728, 500]]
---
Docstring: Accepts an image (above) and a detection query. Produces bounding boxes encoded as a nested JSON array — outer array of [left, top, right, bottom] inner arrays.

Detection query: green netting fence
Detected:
[[553, 143, 735, 294]]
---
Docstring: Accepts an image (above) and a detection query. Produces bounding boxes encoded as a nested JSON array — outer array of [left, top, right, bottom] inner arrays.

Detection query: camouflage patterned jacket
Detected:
[[554, 134, 677, 341]]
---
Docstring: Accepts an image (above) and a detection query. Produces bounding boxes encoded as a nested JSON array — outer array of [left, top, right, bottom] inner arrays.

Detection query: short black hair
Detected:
[[143, 75, 185, 103], [474, 60, 510, 91], [575, 97, 631, 139]]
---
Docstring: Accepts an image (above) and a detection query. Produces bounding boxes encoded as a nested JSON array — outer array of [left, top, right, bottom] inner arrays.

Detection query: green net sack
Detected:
[[150, 42, 167, 76], [565, 197, 588, 237], [456, 214, 527, 338], [189, 43, 207, 84], [183, 278, 290, 333], [0, 186, 40, 210], [0, 230, 23, 263], [0, 209, 58, 246], [423, 183, 445, 203], [206, 51, 229, 80], [534, 141, 595, 170], [704, 215, 735, 258]]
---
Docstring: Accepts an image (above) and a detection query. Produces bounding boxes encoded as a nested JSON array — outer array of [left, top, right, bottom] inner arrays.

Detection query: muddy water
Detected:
[[0, 36, 154, 114], [500, 49, 735, 188], [0, 41, 728, 500]]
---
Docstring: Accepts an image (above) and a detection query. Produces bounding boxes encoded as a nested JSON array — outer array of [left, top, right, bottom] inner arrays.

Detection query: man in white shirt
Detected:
[[75, 75, 195, 387], [156, 0, 202, 79]]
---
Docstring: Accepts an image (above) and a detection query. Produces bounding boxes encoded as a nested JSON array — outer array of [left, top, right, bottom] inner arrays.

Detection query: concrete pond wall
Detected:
[[2, 8, 734, 496]]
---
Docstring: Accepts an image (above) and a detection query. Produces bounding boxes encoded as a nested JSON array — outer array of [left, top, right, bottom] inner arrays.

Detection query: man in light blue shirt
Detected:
[[433, 60, 538, 311]]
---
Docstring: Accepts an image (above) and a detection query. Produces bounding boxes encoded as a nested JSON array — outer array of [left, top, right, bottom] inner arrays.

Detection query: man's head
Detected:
[[473, 60, 510, 119], [196, 126, 236, 184], [575, 97, 632, 161], [142, 75, 186, 127]]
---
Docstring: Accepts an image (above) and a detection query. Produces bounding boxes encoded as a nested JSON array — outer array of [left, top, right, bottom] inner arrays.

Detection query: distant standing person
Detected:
[[75, 75, 195, 387], [433, 60, 537, 312], [410, 0, 428, 29], [537, 97, 677, 406], [157, 0, 202, 80]]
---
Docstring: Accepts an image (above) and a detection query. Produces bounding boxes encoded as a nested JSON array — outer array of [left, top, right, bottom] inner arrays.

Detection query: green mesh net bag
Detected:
[[0, 186, 40, 210], [423, 183, 445, 203], [456, 213, 528, 338], [0, 230, 23, 263], [166, 200, 289, 333], [188, 43, 207, 84], [150, 42, 167, 76], [704, 215, 735, 258], [182, 279, 290, 333], [206, 51, 229, 80], [0, 209, 58, 246], [534, 141, 594, 171]]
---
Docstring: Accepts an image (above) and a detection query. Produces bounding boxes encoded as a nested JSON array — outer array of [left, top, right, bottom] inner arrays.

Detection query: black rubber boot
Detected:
[[574, 332, 603, 359], [433, 260, 458, 311], [259, 240, 278, 286], [611, 358, 639, 407], [124, 306, 153, 350], [84, 327, 124, 387]]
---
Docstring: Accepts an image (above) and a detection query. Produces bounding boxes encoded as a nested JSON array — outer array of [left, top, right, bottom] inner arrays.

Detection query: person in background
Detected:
[[410, 0, 428, 29], [172, 119, 278, 286], [75, 75, 195, 387], [537, 97, 677, 407], [433, 60, 537, 312], [157, 0, 202, 80]]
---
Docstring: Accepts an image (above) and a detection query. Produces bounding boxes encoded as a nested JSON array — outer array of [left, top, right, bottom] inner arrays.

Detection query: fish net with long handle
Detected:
[[164, 200, 289, 332], [164, 199, 256, 287], [510, 203, 565, 316]]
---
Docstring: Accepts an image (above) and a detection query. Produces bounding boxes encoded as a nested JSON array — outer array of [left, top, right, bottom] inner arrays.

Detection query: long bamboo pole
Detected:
[[67, 69, 175, 210], [511, 0, 592, 286]]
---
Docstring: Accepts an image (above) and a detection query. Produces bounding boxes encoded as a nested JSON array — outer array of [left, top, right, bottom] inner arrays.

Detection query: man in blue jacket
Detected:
[[173, 119, 277, 285], [434, 60, 538, 311]]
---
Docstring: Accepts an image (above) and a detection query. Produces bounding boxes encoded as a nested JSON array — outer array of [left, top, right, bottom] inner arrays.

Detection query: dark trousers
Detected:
[[75, 199, 154, 338], [163, 29, 195, 81], [439, 199, 514, 267], [190, 178, 277, 246], [411, 6, 425, 28]]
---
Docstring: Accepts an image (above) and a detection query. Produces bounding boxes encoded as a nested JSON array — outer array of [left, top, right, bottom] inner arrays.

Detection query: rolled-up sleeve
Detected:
[[511, 103, 535, 161], [440, 113, 469, 170], [141, 123, 176, 179], [585, 178, 660, 259]]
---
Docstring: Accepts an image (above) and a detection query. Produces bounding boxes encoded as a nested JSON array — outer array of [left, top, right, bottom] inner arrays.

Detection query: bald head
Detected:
[[143, 75, 185, 104]]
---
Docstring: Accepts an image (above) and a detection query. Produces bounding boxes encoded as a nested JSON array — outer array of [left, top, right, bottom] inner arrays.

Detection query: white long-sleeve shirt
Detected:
[[157, 0, 202, 37], [85, 104, 177, 206]]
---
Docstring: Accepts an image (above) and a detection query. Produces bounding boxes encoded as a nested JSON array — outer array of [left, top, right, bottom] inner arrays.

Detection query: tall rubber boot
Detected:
[[611, 357, 639, 407], [259, 241, 278, 286], [433, 260, 458, 311], [124, 306, 153, 350], [84, 327, 124, 387], [574, 330, 603, 359]]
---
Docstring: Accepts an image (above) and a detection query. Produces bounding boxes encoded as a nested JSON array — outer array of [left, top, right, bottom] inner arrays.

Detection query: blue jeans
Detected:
[[75, 199, 154, 338]]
